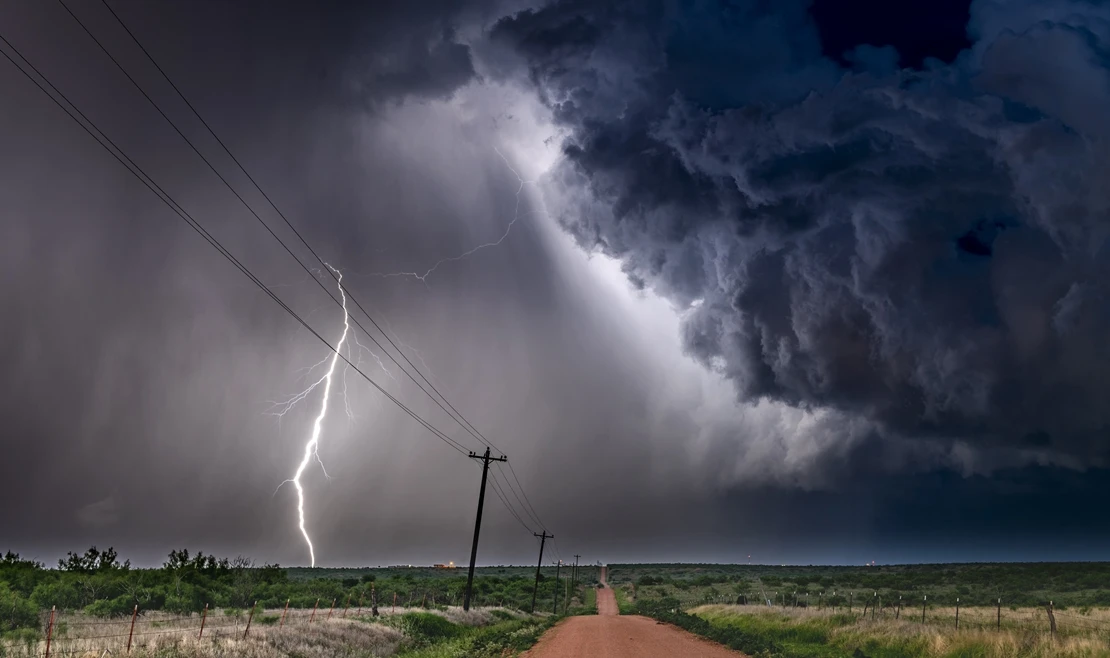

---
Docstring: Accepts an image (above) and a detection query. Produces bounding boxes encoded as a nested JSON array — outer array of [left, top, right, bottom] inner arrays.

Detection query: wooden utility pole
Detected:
[[922, 595, 927, 624], [573, 555, 581, 587], [463, 447, 507, 611], [997, 598, 1001, 630], [564, 571, 570, 614], [553, 560, 562, 614], [531, 531, 553, 613]]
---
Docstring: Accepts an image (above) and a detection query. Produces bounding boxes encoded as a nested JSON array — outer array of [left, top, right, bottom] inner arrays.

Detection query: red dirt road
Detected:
[[523, 585, 744, 658]]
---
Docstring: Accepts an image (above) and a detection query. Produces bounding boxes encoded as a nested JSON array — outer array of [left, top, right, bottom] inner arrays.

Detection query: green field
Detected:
[[608, 562, 1110, 609]]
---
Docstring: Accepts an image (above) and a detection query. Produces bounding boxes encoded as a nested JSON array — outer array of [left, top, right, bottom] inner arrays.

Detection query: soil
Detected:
[[523, 577, 745, 658]]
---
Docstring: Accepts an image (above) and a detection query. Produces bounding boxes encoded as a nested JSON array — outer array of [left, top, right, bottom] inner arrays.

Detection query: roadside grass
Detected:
[[582, 586, 597, 612], [613, 584, 634, 613], [397, 613, 557, 658], [687, 604, 1110, 658]]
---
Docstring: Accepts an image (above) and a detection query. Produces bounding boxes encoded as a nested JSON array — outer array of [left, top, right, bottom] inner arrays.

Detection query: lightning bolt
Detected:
[[359, 148, 544, 285], [269, 264, 352, 567]]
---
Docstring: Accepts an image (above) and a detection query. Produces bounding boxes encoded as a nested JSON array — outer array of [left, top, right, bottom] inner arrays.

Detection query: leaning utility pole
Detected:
[[573, 554, 581, 587], [552, 560, 562, 614], [463, 447, 507, 611], [530, 531, 553, 614]]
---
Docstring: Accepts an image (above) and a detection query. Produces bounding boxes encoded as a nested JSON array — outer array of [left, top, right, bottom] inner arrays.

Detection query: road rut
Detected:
[[523, 584, 744, 658]]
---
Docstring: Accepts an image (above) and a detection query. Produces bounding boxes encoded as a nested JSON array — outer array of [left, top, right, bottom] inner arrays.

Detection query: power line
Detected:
[[504, 461, 547, 529], [76, 0, 504, 457], [0, 30, 471, 458], [487, 470, 535, 534], [495, 463, 545, 531], [551, 536, 564, 562], [70, 2, 563, 553]]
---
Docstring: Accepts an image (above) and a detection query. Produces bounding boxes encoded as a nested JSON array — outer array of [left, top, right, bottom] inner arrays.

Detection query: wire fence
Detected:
[[5, 597, 489, 658], [682, 593, 1110, 640]]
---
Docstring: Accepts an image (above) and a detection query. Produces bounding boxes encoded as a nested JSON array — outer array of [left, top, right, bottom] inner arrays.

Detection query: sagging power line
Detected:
[[2, 5, 554, 573]]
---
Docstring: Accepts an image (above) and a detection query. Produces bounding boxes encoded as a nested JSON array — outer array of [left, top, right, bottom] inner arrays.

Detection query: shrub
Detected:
[[401, 612, 464, 646], [83, 595, 134, 618], [29, 581, 81, 611], [0, 583, 38, 634]]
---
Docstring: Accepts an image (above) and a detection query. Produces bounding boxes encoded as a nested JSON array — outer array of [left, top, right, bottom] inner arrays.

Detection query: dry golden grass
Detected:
[[692, 604, 1110, 658], [0, 605, 517, 658]]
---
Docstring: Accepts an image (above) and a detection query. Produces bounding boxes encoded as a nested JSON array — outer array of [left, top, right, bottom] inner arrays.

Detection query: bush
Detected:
[[83, 595, 134, 618], [29, 581, 81, 611], [0, 583, 39, 634], [401, 612, 464, 646]]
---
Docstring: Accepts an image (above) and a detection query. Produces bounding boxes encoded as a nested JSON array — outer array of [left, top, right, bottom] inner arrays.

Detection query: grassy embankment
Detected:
[[629, 599, 1110, 658]]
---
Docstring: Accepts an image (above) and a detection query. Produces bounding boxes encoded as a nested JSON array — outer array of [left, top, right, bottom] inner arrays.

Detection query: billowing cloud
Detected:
[[485, 0, 1110, 481]]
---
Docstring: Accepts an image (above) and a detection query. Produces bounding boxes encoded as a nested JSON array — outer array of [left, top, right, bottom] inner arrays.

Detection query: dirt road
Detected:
[[523, 585, 744, 658]]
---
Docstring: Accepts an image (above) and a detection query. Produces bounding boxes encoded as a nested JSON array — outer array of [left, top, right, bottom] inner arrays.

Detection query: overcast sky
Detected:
[[4, 0, 1110, 568]]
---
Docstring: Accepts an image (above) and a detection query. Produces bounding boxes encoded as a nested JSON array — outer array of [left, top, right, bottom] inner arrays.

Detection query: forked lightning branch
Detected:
[[268, 265, 352, 567]]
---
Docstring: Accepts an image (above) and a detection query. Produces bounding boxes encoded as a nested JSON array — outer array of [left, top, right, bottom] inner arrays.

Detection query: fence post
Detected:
[[198, 603, 208, 639], [896, 596, 901, 620], [357, 593, 364, 617], [127, 604, 138, 652], [393, 592, 396, 614], [956, 598, 960, 630], [343, 594, 351, 618], [996, 598, 1001, 631], [326, 598, 336, 620], [309, 598, 319, 623], [243, 601, 257, 639], [44, 606, 56, 658], [1046, 601, 1057, 635], [280, 599, 290, 628], [922, 595, 927, 624]]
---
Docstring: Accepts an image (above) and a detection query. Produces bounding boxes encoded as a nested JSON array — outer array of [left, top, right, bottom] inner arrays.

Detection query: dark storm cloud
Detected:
[[8, 0, 1110, 569], [485, 0, 1110, 479]]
